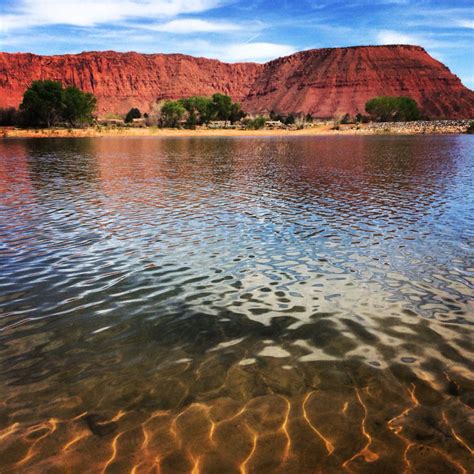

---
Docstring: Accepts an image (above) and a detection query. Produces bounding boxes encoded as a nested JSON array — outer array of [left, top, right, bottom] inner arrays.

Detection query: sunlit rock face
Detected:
[[243, 45, 474, 119], [1, 45, 473, 118], [0, 51, 263, 116]]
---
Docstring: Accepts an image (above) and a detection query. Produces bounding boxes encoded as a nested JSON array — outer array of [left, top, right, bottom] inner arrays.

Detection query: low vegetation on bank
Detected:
[[365, 96, 421, 122], [1, 80, 472, 136]]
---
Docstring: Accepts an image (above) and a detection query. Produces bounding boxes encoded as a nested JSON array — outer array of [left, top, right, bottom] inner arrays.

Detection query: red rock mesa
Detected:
[[1, 45, 473, 118]]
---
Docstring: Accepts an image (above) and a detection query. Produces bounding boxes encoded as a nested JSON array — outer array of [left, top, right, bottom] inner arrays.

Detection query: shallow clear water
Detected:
[[0, 136, 473, 473]]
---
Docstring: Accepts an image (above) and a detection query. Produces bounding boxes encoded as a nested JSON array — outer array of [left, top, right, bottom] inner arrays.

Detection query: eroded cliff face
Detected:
[[0, 51, 262, 115], [243, 45, 474, 119], [1, 46, 473, 119]]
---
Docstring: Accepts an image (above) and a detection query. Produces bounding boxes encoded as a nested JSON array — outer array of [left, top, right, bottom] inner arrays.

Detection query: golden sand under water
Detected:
[[1, 360, 472, 473]]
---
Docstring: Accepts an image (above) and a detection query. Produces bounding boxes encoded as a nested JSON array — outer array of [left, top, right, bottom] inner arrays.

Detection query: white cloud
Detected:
[[400, 7, 474, 30], [177, 40, 296, 62], [375, 30, 418, 45], [148, 18, 242, 34], [0, 0, 224, 31], [222, 42, 296, 62], [456, 20, 474, 29], [374, 29, 464, 51]]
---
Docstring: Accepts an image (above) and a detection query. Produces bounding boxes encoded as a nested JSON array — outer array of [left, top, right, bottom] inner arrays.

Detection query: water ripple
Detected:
[[0, 136, 472, 472]]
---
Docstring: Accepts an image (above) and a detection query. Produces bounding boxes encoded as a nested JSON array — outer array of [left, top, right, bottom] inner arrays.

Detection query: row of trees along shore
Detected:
[[0, 79, 439, 128], [159, 94, 246, 128], [111, 95, 426, 129]]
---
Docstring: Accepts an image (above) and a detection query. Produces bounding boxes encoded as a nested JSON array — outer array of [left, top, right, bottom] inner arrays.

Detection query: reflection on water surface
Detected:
[[0, 136, 473, 473]]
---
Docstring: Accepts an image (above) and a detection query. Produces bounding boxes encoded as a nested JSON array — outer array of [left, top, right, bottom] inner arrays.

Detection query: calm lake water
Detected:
[[0, 136, 473, 473]]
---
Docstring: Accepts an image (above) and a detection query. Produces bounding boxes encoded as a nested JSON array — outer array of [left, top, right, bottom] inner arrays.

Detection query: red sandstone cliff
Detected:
[[0, 51, 262, 116], [0, 46, 473, 119], [243, 45, 474, 119]]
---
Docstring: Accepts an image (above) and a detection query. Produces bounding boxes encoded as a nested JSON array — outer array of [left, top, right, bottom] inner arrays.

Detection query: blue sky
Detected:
[[1, 0, 473, 88]]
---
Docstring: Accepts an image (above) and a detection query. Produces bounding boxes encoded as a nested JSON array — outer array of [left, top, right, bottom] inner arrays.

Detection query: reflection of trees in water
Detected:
[[24, 138, 99, 190], [91, 137, 241, 186]]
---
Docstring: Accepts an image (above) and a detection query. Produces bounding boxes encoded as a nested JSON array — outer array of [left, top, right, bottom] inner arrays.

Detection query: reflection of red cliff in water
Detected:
[[1, 45, 473, 119], [0, 142, 32, 197]]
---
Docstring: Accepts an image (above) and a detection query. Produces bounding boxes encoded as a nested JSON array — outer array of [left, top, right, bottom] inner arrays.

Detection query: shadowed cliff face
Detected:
[[0, 45, 473, 118]]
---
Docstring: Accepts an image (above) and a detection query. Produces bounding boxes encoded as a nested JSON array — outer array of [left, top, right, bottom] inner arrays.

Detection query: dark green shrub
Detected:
[[246, 116, 266, 130], [355, 113, 370, 124], [125, 108, 141, 123], [365, 96, 421, 122], [230, 102, 245, 124], [0, 107, 18, 126], [340, 113, 351, 124], [179, 96, 213, 125], [185, 111, 198, 129], [176, 94, 245, 127], [211, 93, 232, 124]]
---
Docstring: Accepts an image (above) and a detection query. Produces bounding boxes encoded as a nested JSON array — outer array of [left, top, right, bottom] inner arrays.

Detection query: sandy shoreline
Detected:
[[1, 120, 472, 139], [0, 125, 337, 139]]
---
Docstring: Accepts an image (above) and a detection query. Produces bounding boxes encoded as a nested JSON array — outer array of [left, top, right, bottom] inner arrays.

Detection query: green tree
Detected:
[[179, 96, 213, 125], [211, 93, 233, 125], [19, 80, 96, 127], [19, 80, 64, 127], [365, 96, 421, 122], [194, 96, 214, 124], [62, 86, 96, 126], [185, 111, 198, 129], [160, 100, 186, 128], [229, 102, 245, 124], [161, 94, 246, 128], [124, 107, 142, 123]]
